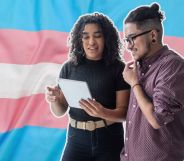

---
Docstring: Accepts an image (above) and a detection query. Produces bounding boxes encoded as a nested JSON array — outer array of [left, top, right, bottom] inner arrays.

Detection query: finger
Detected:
[[81, 105, 95, 117], [124, 63, 129, 71], [79, 99, 91, 107], [81, 106, 94, 116], [124, 61, 134, 71], [54, 86, 60, 91], [48, 91, 53, 95], [87, 98, 99, 110], [79, 100, 93, 112], [79, 99, 97, 111], [45, 89, 53, 97], [127, 61, 134, 66], [133, 61, 137, 70], [128, 61, 135, 69], [46, 96, 56, 102], [47, 86, 55, 92]]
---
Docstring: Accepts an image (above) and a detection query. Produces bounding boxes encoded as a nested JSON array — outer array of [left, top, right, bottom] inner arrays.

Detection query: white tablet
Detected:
[[58, 78, 92, 108]]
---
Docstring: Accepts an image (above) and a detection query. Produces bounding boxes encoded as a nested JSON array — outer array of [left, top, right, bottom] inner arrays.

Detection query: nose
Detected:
[[89, 37, 95, 45], [127, 42, 134, 51]]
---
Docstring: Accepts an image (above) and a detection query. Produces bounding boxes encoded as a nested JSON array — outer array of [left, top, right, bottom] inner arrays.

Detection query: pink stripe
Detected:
[[164, 36, 184, 56], [0, 30, 183, 64], [0, 29, 68, 64], [0, 94, 68, 132]]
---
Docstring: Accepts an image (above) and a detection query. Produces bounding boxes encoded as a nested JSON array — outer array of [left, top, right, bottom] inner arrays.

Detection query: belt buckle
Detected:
[[86, 121, 96, 131]]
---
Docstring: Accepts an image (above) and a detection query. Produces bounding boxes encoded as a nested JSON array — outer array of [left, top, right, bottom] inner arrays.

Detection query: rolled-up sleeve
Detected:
[[153, 57, 184, 126]]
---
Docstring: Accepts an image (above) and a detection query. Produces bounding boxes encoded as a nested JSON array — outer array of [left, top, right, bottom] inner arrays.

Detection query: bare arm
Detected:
[[101, 90, 130, 122], [46, 86, 68, 117], [79, 90, 130, 122]]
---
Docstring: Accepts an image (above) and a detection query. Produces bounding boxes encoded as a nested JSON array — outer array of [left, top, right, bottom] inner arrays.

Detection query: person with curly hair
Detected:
[[121, 3, 184, 161], [46, 13, 130, 161]]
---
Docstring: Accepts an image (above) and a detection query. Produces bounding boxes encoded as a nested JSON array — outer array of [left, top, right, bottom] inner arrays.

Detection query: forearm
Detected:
[[50, 100, 68, 117], [100, 107, 128, 122], [133, 85, 160, 129]]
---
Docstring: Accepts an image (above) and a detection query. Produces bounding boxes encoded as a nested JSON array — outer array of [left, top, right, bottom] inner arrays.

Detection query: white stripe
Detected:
[[0, 63, 62, 98]]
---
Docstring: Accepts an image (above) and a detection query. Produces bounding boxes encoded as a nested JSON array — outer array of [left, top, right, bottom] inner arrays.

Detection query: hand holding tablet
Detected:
[[58, 78, 92, 108]]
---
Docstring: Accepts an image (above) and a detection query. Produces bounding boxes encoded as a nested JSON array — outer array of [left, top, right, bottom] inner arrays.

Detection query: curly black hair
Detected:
[[67, 12, 122, 65]]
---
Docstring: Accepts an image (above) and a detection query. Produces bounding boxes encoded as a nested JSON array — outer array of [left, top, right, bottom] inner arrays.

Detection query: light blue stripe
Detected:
[[0, 126, 67, 161], [0, 0, 183, 37]]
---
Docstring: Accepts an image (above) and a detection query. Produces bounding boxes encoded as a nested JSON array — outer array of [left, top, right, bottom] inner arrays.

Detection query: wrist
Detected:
[[131, 83, 140, 89]]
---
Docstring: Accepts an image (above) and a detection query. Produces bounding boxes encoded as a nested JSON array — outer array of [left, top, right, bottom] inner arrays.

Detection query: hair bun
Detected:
[[151, 3, 159, 11]]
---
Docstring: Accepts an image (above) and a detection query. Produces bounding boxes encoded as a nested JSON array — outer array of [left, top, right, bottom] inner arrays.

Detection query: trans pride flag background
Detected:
[[0, 0, 183, 161]]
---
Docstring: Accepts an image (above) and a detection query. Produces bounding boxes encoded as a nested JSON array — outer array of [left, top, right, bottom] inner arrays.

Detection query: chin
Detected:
[[132, 52, 143, 61]]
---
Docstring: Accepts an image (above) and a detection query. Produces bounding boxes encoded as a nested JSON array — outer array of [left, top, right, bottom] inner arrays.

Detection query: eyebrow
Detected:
[[82, 30, 102, 35], [126, 33, 137, 38]]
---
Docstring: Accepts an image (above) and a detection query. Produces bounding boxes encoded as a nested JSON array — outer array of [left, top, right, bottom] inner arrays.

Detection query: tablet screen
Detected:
[[58, 78, 92, 108]]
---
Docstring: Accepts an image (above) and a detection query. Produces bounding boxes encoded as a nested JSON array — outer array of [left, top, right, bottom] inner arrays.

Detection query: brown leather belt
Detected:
[[69, 117, 115, 131]]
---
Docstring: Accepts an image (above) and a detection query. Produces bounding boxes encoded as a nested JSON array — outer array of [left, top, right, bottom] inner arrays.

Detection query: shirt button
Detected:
[[142, 73, 144, 76], [149, 65, 151, 68], [125, 137, 128, 141], [133, 105, 136, 108], [129, 121, 131, 124], [125, 153, 128, 157]]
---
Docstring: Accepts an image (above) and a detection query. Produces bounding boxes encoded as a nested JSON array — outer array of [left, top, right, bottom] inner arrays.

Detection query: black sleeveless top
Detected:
[[59, 58, 130, 121]]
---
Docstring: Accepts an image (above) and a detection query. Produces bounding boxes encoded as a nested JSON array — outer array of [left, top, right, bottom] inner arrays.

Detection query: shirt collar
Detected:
[[139, 45, 168, 67]]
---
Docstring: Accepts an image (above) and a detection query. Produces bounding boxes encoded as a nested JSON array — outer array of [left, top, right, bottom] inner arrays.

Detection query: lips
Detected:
[[88, 47, 98, 52], [88, 47, 97, 49]]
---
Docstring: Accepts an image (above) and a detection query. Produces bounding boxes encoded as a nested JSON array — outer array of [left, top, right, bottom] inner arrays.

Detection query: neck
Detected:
[[146, 43, 164, 58]]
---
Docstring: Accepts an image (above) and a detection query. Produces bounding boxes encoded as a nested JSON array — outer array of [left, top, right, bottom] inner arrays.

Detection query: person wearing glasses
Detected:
[[46, 13, 130, 161], [121, 3, 184, 161]]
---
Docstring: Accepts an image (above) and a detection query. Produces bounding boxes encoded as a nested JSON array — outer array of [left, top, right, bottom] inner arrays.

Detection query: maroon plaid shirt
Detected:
[[121, 46, 184, 161]]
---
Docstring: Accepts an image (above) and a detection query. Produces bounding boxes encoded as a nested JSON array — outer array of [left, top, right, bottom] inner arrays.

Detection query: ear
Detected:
[[150, 29, 158, 41]]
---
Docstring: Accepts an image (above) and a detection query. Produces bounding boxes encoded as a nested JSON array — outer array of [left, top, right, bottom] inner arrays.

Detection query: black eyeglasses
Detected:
[[123, 29, 159, 46]]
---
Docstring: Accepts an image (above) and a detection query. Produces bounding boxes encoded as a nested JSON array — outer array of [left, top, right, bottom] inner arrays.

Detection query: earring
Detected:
[[152, 39, 156, 43]]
